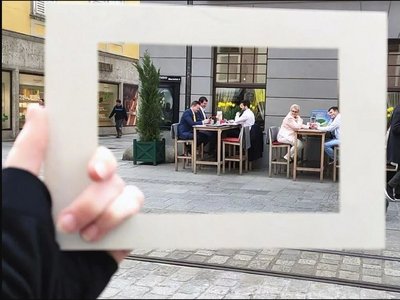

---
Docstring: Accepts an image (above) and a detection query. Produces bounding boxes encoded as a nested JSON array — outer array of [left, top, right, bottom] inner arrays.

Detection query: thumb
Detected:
[[4, 104, 49, 176]]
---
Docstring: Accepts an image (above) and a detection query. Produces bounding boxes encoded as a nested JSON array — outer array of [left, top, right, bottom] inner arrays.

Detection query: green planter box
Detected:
[[133, 139, 166, 165]]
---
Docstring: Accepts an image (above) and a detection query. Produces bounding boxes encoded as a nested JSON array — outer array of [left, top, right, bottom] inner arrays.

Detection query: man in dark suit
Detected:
[[178, 101, 210, 146]]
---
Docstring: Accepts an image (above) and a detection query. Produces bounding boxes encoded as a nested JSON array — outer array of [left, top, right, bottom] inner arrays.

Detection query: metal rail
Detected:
[[125, 255, 400, 293], [291, 248, 400, 262]]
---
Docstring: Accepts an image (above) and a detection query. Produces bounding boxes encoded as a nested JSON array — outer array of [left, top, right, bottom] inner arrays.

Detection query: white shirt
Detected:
[[318, 113, 341, 139], [200, 107, 207, 120], [234, 109, 255, 127]]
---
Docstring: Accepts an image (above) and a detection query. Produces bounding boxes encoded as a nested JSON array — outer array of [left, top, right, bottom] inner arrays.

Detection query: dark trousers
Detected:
[[179, 131, 209, 146], [115, 119, 124, 137]]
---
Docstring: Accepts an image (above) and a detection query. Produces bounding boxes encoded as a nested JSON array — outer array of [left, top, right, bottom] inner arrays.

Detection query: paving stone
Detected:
[[238, 250, 259, 256], [247, 260, 272, 270], [271, 265, 292, 272], [136, 275, 168, 287], [362, 268, 383, 277], [384, 268, 400, 276], [338, 270, 360, 280], [382, 275, 400, 286], [214, 278, 238, 287], [131, 248, 153, 255], [300, 251, 320, 260], [225, 259, 250, 268], [168, 251, 192, 260], [99, 287, 120, 298], [170, 292, 201, 299], [148, 251, 171, 258], [290, 264, 315, 275], [194, 249, 215, 256], [319, 258, 341, 265], [232, 254, 253, 261], [261, 249, 281, 255], [315, 270, 337, 277], [298, 258, 317, 265], [186, 254, 207, 263], [321, 253, 341, 260], [275, 259, 296, 266], [362, 275, 382, 284], [214, 249, 237, 256], [204, 285, 231, 295], [153, 265, 180, 277], [207, 255, 229, 264], [340, 264, 360, 272], [343, 256, 361, 265], [316, 263, 339, 271]]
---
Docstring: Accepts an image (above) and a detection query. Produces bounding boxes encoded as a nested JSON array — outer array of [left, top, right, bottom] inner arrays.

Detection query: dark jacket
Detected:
[[109, 105, 128, 121], [2, 168, 117, 299], [178, 108, 203, 140], [387, 105, 400, 165]]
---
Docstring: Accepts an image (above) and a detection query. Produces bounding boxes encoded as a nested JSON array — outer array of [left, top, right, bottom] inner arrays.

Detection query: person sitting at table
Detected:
[[226, 99, 255, 137], [196, 96, 216, 156], [178, 101, 210, 152], [315, 106, 341, 163], [277, 104, 309, 161]]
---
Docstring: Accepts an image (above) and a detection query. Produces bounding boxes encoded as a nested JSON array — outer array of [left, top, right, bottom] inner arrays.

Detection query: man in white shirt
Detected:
[[316, 106, 341, 162], [226, 100, 255, 138], [234, 99, 255, 127]]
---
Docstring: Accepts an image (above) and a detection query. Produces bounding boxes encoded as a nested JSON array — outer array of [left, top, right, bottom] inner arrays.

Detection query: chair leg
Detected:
[[228, 145, 232, 171], [239, 146, 243, 175], [269, 146, 272, 177], [286, 146, 290, 178], [244, 149, 248, 172], [175, 142, 178, 171], [222, 142, 226, 173]]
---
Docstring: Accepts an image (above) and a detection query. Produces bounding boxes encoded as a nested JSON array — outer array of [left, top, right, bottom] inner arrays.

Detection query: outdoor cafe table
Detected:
[[193, 124, 240, 175], [293, 129, 327, 182]]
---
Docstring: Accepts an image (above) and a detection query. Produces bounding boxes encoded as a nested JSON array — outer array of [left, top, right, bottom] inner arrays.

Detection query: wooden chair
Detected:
[[222, 126, 251, 175], [268, 126, 292, 178], [171, 123, 204, 171], [333, 145, 340, 182]]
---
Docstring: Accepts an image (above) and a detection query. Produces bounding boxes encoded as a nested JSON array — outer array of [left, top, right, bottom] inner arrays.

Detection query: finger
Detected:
[[56, 175, 125, 233], [87, 146, 117, 181], [80, 185, 144, 242], [4, 104, 48, 176]]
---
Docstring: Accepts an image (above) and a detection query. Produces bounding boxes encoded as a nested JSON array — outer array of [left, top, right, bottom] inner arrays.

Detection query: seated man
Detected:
[[178, 101, 210, 151], [316, 106, 341, 163], [196, 96, 216, 155], [226, 99, 255, 137]]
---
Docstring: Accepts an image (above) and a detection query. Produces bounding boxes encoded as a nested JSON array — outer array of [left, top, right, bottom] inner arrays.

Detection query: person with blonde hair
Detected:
[[277, 104, 309, 161]]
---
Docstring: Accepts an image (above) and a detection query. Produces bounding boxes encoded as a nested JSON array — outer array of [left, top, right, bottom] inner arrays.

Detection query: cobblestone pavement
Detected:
[[3, 134, 400, 298]]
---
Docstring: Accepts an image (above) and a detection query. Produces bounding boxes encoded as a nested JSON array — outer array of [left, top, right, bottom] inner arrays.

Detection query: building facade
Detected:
[[140, 1, 400, 135], [2, 0, 140, 140]]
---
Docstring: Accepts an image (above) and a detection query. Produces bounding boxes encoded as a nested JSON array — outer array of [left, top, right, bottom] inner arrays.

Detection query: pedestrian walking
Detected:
[[109, 99, 128, 138]]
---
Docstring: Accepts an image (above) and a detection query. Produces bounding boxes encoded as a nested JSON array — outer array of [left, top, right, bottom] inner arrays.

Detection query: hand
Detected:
[[4, 104, 144, 263]]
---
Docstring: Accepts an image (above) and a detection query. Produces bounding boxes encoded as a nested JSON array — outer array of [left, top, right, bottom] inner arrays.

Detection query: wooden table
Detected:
[[293, 129, 326, 182], [193, 124, 239, 175]]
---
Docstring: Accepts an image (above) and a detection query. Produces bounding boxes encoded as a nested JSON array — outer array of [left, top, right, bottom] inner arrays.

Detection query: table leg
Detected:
[[193, 127, 197, 174], [217, 129, 221, 175], [293, 132, 298, 180], [320, 134, 325, 182]]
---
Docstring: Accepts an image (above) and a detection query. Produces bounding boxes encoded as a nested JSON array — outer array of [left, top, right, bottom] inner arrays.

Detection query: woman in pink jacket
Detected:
[[277, 104, 309, 161]]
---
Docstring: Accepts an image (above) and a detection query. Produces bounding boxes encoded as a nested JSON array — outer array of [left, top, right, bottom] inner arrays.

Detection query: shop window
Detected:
[[215, 87, 265, 125], [214, 47, 267, 128], [98, 82, 119, 127], [2, 71, 11, 130], [19, 73, 44, 128]]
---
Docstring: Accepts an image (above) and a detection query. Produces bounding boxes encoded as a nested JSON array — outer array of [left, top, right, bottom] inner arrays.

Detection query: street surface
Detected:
[[2, 134, 399, 299]]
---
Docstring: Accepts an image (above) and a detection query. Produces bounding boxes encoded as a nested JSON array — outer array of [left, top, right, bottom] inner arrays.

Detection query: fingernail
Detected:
[[94, 161, 107, 179], [57, 214, 77, 233], [82, 225, 98, 242]]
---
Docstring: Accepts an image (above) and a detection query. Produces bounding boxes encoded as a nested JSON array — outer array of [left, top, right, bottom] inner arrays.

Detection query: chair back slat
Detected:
[[268, 126, 280, 144], [171, 123, 179, 140]]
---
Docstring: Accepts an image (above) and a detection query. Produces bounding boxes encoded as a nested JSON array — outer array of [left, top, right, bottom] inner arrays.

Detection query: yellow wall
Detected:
[[2, 0, 139, 59]]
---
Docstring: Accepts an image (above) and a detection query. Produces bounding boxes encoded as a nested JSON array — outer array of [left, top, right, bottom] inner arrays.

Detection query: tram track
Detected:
[[291, 248, 400, 262], [125, 254, 400, 293]]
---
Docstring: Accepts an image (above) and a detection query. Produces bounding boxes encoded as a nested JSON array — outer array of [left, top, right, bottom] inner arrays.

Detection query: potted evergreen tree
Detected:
[[133, 51, 165, 165]]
